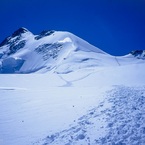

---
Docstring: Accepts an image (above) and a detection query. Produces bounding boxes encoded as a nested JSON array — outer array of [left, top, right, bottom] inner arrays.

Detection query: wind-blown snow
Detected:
[[58, 37, 72, 43]]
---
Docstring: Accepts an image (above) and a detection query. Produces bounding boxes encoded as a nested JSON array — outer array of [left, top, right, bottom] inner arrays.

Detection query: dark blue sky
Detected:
[[0, 0, 145, 56]]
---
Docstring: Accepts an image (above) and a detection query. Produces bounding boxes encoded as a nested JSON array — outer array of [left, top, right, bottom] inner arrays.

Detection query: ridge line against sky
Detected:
[[0, 0, 145, 56]]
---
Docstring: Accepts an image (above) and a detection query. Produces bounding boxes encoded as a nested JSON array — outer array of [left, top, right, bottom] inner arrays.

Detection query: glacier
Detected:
[[0, 28, 145, 145]]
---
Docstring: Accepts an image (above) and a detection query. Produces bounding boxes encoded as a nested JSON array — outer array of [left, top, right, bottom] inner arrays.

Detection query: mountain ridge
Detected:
[[0, 27, 144, 74]]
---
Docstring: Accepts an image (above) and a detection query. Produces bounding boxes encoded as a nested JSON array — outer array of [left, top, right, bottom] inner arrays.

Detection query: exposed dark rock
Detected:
[[8, 40, 26, 55], [12, 27, 29, 37], [130, 50, 145, 59], [130, 50, 145, 56], [0, 27, 28, 47], [35, 43, 62, 60], [0, 36, 11, 47], [35, 30, 55, 40]]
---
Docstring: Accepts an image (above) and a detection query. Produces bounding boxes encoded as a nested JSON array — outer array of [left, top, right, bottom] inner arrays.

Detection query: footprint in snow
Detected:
[[33, 86, 145, 145]]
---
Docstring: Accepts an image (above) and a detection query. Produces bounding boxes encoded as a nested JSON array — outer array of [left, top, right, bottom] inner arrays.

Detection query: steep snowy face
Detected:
[[0, 27, 144, 74], [0, 28, 35, 73], [0, 27, 111, 74]]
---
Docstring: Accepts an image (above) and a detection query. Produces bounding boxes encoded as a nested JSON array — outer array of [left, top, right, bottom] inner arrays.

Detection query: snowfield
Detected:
[[0, 28, 145, 145], [0, 63, 145, 145]]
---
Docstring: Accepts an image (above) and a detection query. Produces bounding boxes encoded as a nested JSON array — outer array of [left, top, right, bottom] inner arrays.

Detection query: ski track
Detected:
[[33, 85, 145, 145], [58, 75, 73, 87], [0, 87, 27, 91], [58, 68, 105, 87]]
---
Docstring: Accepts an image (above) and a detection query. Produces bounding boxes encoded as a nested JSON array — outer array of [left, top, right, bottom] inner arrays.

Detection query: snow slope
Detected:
[[0, 62, 145, 145], [0, 28, 145, 145]]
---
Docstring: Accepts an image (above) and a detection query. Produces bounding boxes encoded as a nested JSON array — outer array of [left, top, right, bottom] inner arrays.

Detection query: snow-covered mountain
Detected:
[[0, 27, 144, 74], [0, 28, 145, 145]]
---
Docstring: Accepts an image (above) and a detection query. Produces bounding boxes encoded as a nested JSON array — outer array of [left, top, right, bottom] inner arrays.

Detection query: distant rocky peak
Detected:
[[12, 27, 29, 37], [130, 50, 145, 59], [0, 27, 29, 47]]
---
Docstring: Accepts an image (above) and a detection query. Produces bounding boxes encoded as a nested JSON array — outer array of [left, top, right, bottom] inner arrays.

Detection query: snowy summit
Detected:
[[0, 27, 144, 74]]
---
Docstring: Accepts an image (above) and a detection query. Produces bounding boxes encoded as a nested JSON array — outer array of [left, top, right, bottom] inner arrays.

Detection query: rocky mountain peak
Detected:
[[12, 27, 29, 37], [0, 27, 29, 47], [130, 50, 145, 59]]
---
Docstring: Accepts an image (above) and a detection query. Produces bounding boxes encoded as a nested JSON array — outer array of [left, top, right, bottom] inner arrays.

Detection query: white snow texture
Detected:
[[0, 28, 145, 145]]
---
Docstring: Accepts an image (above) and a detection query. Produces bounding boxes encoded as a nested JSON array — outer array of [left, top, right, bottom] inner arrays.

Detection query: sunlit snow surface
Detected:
[[0, 63, 145, 145], [0, 29, 145, 145]]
